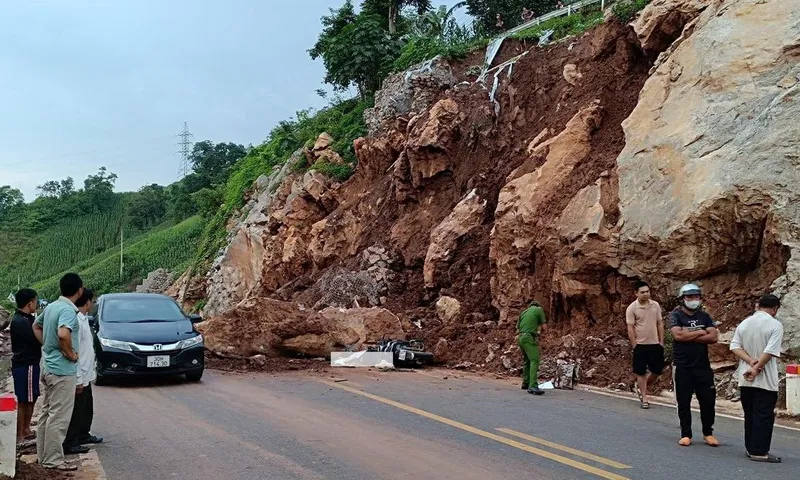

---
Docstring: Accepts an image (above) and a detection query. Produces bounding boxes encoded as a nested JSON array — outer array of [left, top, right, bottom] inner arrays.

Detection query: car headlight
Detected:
[[98, 337, 133, 351], [178, 334, 203, 350]]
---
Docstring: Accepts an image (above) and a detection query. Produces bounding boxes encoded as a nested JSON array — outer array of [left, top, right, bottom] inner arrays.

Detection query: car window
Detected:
[[102, 297, 186, 323]]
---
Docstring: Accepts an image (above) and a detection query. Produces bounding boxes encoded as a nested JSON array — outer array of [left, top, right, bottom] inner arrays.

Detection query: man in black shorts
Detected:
[[626, 281, 664, 409], [10, 288, 42, 447], [668, 283, 720, 447]]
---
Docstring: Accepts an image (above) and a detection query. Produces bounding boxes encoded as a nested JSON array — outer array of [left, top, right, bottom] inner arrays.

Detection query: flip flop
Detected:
[[749, 453, 781, 463]]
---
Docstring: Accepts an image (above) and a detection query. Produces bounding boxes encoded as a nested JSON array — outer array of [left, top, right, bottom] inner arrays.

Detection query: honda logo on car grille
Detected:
[[153, 344, 163, 351]]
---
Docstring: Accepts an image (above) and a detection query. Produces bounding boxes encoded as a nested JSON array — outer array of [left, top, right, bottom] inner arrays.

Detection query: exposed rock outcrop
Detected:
[[618, 0, 800, 341], [632, 0, 707, 55], [424, 190, 486, 288], [364, 57, 457, 137]]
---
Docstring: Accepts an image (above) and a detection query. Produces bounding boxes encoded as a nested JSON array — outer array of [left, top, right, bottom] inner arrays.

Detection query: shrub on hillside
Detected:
[[612, 0, 652, 22]]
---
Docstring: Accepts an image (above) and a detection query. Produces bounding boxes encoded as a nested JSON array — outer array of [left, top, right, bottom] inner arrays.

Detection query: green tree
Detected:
[[309, 1, 358, 60], [310, 9, 401, 97], [189, 140, 247, 188], [362, 0, 433, 34], [0, 186, 24, 218], [191, 187, 223, 218], [36, 177, 75, 199], [82, 167, 118, 213], [411, 2, 469, 41], [126, 184, 167, 230], [166, 182, 196, 222]]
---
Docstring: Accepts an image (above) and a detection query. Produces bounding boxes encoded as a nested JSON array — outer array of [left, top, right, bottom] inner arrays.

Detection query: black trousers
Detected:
[[740, 386, 778, 456], [64, 384, 94, 447], [674, 365, 716, 438]]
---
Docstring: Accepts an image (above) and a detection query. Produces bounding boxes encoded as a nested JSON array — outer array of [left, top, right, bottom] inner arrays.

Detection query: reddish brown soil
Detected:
[[12, 461, 70, 480]]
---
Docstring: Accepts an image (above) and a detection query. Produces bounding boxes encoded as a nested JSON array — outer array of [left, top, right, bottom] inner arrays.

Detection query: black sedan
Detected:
[[89, 293, 205, 384]]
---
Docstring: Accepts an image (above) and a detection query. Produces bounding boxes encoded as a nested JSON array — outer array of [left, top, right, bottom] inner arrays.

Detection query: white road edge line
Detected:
[[583, 388, 800, 433]]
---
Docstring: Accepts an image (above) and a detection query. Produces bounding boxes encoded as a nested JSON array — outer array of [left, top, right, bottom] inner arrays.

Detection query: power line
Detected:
[[177, 122, 194, 180]]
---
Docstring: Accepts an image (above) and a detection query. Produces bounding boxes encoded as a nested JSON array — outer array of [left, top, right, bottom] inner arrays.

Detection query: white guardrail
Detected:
[[503, 0, 616, 37]]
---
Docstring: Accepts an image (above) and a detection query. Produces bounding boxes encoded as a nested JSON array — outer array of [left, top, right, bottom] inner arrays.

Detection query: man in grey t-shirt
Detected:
[[730, 294, 784, 463]]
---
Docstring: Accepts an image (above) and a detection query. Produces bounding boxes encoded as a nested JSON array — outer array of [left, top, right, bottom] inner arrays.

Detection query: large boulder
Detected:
[[616, 0, 800, 349], [424, 189, 486, 288], [198, 298, 404, 357], [490, 101, 604, 323]]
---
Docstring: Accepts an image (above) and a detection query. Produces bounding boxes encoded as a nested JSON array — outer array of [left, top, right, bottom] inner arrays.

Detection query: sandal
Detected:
[[641, 402, 650, 409], [749, 453, 781, 463]]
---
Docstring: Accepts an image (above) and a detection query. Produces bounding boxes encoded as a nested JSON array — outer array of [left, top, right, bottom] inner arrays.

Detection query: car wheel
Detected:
[[186, 370, 203, 383]]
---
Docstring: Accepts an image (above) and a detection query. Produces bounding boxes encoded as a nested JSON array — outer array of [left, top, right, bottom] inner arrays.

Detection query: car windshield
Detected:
[[103, 297, 186, 323]]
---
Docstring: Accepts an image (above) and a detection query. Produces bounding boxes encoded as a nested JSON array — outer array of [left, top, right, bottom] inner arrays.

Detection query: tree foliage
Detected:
[[126, 184, 167, 230], [0, 186, 24, 218], [310, 10, 401, 98], [189, 140, 247, 189], [362, 0, 433, 34]]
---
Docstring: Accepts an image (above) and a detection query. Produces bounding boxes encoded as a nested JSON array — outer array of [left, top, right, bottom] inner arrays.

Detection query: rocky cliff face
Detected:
[[191, 0, 800, 387]]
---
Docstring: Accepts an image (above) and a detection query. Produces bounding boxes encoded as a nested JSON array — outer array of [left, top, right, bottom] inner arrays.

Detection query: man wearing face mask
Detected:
[[667, 283, 719, 447]]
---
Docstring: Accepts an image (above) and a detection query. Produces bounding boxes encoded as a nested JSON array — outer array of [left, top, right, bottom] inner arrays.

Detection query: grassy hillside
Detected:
[[30, 216, 204, 300]]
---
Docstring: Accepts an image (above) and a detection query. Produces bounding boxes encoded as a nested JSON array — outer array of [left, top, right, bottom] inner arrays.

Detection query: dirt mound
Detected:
[[13, 460, 70, 480]]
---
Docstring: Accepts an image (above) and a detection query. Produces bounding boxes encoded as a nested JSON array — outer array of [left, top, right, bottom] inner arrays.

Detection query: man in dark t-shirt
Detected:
[[10, 288, 42, 446], [668, 284, 719, 448]]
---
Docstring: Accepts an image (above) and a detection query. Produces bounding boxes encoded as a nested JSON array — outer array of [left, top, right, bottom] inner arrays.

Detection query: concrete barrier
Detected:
[[787, 364, 799, 415], [0, 393, 17, 478]]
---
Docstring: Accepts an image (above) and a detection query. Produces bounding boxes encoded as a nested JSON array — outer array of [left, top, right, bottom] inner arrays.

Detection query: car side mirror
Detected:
[[188, 314, 202, 324]]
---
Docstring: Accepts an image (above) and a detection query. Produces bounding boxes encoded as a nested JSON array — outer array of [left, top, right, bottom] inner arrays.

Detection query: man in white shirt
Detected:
[[730, 294, 784, 463], [63, 289, 103, 454]]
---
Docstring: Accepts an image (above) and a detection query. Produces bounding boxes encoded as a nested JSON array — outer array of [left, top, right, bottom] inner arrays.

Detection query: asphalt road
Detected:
[[90, 368, 800, 480]]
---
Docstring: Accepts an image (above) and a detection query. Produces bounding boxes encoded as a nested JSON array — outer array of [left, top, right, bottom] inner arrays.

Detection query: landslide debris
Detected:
[[179, 0, 800, 395]]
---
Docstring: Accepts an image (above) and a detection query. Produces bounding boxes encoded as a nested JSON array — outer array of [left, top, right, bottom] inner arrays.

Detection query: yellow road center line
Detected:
[[496, 428, 631, 469], [322, 380, 631, 480]]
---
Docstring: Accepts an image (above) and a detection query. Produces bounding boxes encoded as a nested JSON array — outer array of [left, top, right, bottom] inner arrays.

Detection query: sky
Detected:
[[0, 0, 471, 202]]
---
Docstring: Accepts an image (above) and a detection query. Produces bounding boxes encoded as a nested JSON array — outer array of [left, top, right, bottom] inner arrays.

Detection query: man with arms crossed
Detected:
[[64, 288, 103, 453], [33, 273, 83, 471], [626, 281, 664, 409], [730, 294, 784, 463], [668, 283, 720, 447]]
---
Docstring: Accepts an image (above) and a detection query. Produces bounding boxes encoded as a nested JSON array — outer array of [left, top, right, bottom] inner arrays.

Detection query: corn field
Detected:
[[0, 206, 144, 295], [25, 216, 204, 300]]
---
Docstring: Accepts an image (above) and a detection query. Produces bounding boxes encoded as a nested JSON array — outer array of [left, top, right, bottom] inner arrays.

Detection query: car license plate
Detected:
[[147, 355, 170, 368], [398, 350, 406, 361]]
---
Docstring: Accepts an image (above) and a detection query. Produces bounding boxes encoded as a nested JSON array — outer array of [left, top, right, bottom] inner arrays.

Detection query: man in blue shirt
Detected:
[[33, 273, 83, 471]]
